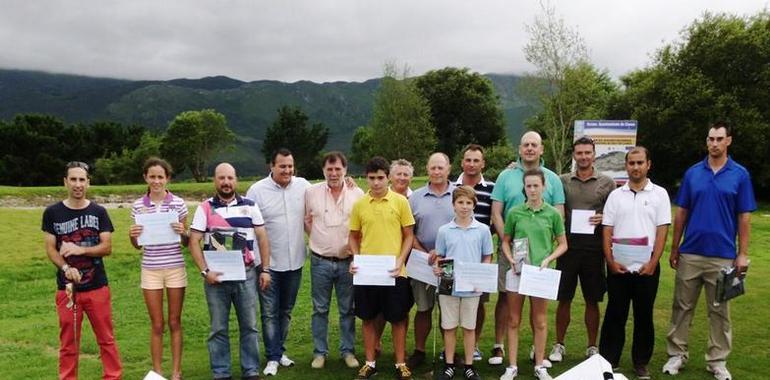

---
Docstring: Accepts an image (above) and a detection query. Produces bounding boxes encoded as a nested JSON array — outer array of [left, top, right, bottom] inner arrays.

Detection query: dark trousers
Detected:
[[599, 265, 660, 367]]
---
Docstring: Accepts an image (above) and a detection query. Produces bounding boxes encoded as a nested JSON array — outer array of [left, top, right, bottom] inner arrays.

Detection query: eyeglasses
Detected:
[[66, 161, 90, 173]]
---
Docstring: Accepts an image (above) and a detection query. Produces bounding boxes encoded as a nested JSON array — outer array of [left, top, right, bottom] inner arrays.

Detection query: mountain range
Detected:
[[0, 68, 535, 175]]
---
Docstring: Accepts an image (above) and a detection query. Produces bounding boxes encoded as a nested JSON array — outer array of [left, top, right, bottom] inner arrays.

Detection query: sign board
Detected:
[[574, 120, 638, 184]]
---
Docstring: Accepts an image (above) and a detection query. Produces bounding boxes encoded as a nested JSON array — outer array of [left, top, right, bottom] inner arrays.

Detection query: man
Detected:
[[246, 148, 311, 376], [489, 131, 565, 365], [455, 144, 495, 362], [549, 136, 615, 362], [406, 152, 456, 369], [42, 161, 122, 380], [599, 147, 670, 379], [349, 156, 415, 380], [663, 122, 756, 380], [305, 152, 364, 370], [189, 163, 271, 380], [390, 159, 414, 198]]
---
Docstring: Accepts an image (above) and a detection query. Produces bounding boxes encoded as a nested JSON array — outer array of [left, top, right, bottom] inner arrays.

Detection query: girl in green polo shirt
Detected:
[[499, 169, 567, 380]]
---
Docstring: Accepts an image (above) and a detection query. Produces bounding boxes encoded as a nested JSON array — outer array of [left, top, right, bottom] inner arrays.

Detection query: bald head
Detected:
[[427, 152, 451, 185], [214, 162, 237, 201], [519, 131, 544, 166]]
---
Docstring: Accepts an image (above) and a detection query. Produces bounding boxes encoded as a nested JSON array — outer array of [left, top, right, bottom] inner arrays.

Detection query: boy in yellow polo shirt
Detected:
[[349, 156, 416, 380]]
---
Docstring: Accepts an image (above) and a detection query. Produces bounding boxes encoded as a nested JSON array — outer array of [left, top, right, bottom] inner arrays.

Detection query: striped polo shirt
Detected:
[[455, 173, 495, 227], [131, 191, 188, 269]]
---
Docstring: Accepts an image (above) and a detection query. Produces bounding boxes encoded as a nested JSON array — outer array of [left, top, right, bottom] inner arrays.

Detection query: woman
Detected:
[[499, 169, 567, 380], [129, 157, 189, 380]]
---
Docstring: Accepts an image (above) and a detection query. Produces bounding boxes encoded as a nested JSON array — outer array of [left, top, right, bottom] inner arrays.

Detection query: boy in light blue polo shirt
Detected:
[[434, 186, 493, 380]]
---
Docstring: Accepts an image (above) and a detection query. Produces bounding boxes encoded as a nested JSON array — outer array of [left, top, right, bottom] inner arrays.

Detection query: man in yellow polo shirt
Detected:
[[349, 156, 415, 380]]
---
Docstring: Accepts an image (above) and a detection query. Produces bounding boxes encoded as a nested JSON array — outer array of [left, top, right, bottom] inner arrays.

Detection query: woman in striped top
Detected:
[[129, 157, 189, 380]]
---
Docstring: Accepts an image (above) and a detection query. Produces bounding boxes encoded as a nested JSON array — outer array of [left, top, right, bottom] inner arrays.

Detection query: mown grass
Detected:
[[0, 196, 766, 379]]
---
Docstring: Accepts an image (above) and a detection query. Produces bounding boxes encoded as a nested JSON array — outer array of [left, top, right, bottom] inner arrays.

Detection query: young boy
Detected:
[[434, 186, 494, 380]]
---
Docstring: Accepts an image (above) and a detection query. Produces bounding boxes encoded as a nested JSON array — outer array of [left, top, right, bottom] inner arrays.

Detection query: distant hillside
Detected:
[[0, 69, 535, 175]]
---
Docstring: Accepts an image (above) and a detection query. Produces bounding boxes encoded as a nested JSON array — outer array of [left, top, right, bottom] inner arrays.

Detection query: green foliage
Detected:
[[349, 125, 373, 166], [481, 142, 517, 181], [161, 109, 235, 183], [92, 133, 162, 184], [262, 106, 329, 179], [608, 11, 770, 195], [414, 67, 506, 159]]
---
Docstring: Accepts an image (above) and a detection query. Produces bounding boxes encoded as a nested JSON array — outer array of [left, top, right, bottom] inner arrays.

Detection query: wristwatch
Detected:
[[200, 268, 210, 278]]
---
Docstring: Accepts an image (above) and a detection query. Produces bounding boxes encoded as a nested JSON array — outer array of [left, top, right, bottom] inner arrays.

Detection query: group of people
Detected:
[[42, 122, 755, 380]]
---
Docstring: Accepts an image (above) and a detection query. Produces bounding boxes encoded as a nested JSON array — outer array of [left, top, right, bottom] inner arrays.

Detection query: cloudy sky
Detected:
[[0, 0, 766, 83]]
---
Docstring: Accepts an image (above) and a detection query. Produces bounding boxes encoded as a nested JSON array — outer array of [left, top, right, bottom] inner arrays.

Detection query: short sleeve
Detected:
[[546, 173, 566, 205], [190, 203, 208, 232], [400, 198, 416, 227], [736, 170, 757, 213], [552, 211, 565, 236], [41, 207, 54, 234], [349, 200, 362, 231], [490, 170, 509, 202], [176, 198, 189, 220], [655, 188, 672, 226], [503, 209, 516, 236], [98, 206, 114, 233], [251, 204, 265, 226], [435, 227, 447, 257], [674, 170, 692, 209], [602, 191, 618, 226], [481, 226, 493, 255]]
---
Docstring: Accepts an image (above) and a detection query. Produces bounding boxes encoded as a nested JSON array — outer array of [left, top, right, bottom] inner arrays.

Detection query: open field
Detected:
[[0, 195, 767, 379]]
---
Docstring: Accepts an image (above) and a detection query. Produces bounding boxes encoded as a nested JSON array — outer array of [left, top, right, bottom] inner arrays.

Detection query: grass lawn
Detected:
[[0, 202, 767, 379]]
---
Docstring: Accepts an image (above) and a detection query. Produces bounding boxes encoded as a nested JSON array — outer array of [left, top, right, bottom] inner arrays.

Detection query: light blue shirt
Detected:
[[436, 218, 494, 297]]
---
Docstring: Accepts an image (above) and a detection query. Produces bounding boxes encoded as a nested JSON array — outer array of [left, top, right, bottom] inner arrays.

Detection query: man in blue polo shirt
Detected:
[[662, 122, 756, 380]]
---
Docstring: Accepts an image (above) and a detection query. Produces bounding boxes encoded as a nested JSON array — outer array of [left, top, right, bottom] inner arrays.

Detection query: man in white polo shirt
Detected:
[[599, 146, 670, 380]]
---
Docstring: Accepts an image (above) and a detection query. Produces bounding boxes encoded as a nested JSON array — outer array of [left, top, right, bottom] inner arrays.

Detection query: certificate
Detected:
[[353, 255, 396, 286], [518, 264, 561, 300], [143, 370, 167, 380], [612, 243, 651, 273], [203, 250, 246, 281], [406, 249, 438, 286], [454, 263, 498, 293], [570, 209, 596, 235], [505, 269, 521, 292], [135, 211, 180, 246]]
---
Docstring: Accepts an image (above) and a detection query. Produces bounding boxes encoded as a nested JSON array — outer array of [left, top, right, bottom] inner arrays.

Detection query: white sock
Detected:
[[494, 343, 504, 349], [366, 361, 375, 368]]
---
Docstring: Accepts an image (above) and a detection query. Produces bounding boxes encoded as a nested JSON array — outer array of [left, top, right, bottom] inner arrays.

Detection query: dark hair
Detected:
[[572, 135, 595, 151], [462, 143, 485, 156], [453, 185, 478, 206], [271, 148, 293, 165], [710, 121, 733, 137], [523, 168, 545, 185], [625, 146, 651, 162], [322, 151, 348, 168], [143, 157, 173, 177], [365, 156, 390, 176], [65, 161, 90, 176]]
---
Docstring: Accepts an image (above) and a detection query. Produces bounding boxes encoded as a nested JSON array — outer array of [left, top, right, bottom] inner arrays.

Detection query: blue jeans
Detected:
[[204, 266, 260, 379], [310, 254, 355, 357], [259, 267, 303, 361]]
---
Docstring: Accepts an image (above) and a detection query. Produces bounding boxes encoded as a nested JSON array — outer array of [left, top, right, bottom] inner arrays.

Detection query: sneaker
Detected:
[[355, 364, 377, 379], [279, 354, 295, 367], [529, 346, 554, 367], [311, 355, 325, 369], [534, 365, 553, 380], [548, 343, 565, 362], [263, 361, 279, 376], [706, 364, 732, 380], [634, 365, 651, 380], [488, 346, 505, 365], [585, 346, 599, 358], [662, 355, 687, 375], [395, 363, 413, 380], [464, 366, 481, 380], [343, 353, 360, 369], [406, 349, 426, 369], [499, 366, 518, 380], [437, 365, 456, 380], [472, 348, 483, 362]]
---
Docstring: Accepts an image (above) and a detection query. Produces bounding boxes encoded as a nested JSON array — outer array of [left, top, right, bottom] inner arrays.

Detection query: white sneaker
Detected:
[[311, 355, 325, 369], [548, 343, 565, 362], [707, 364, 732, 380], [263, 360, 279, 376], [534, 365, 553, 380], [499, 366, 518, 380], [662, 355, 687, 375], [488, 346, 505, 365], [279, 354, 295, 367], [585, 346, 599, 358]]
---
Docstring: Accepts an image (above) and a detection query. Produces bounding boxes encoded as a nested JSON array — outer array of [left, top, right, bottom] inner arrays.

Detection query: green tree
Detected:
[[354, 63, 436, 170], [93, 132, 162, 184], [261, 106, 329, 179], [414, 67, 506, 159], [608, 11, 770, 194], [161, 109, 235, 182]]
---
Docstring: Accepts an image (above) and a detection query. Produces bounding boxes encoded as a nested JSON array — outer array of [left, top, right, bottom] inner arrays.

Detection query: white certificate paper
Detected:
[[406, 249, 438, 286], [203, 250, 246, 281], [505, 269, 521, 292], [570, 209, 596, 235], [612, 243, 651, 273], [143, 370, 167, 380], [454, 263, 499, 293], [353, 255, 396, 286], [519, 264, 561, 300], [135, 211, 180, 246]]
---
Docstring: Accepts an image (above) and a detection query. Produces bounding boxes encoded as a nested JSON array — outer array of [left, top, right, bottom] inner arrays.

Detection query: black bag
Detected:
[[437, 258, 455, 295], [715, 266, 746, 303]]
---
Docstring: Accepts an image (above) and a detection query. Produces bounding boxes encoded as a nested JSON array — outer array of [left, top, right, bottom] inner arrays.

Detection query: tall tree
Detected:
[[262, 105, 329, 179], [352, 63, 436, 170], [161, 109, 235, 182], [414, 67, 506, 159]]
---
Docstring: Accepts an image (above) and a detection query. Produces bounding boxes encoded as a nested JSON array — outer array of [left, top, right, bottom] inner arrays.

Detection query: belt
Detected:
[[311, 251, 351, 262]]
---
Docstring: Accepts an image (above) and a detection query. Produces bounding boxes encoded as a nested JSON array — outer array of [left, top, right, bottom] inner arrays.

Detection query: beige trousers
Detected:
[[665, 253, 734, 365]]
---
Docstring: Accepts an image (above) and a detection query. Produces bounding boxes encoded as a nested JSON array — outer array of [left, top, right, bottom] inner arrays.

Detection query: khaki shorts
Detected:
[[141, 267, 188, 290], [497, 254, 511, 292], [439, 295, 480, 330], [411, 278, 437, 312]]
